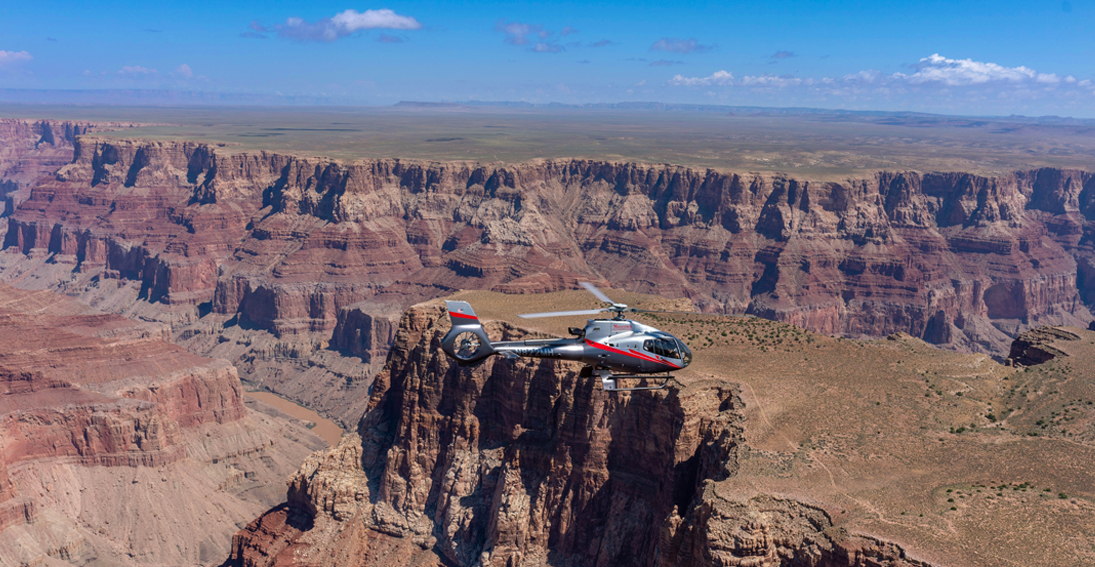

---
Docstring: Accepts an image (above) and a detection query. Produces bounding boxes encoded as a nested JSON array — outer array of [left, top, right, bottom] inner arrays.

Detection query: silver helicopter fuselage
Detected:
[[488, 318, 690, 374], [441, 300, 692, 385]]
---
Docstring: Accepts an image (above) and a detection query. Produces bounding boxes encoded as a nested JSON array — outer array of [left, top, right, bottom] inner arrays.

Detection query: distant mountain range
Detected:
[[2, 88, 1093, 124]]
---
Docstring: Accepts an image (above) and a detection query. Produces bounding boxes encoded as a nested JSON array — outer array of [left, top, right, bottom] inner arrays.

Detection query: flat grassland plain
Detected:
[[457, 288, 1095, 567], [3, 103, 1095, 178]]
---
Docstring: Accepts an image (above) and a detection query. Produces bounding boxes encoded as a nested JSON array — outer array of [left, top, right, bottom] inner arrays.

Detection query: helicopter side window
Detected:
[[644, 338, 681, 359]]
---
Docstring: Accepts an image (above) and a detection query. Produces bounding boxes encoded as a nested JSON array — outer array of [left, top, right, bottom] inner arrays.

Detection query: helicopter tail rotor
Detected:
[[441, 300, 496, 366]]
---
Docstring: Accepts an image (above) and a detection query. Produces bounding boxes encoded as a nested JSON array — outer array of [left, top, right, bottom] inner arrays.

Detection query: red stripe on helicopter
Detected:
[[449, 311, 479, 320], [585, 340, 682, 369]]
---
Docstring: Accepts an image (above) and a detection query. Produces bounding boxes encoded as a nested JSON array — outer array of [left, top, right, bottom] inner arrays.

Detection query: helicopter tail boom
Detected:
[[441, 300, 496, 366]]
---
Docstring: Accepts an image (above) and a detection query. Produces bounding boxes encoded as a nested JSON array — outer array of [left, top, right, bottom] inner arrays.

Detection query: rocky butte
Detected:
[[229, 296, 1095, 567], [0, 132, 1092, 425]]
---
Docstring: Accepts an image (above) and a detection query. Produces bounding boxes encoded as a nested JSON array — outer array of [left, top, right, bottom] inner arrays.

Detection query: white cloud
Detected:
[[0, 50, 32, 67], [118, 65, 157, 77], [662, 54, 1093, 115], [331, 9, 420, 31], [277, 8, 421, 42], [174, 64, 193, 79], [669, 70, 733, 86], [904, 54, 1060, 86]]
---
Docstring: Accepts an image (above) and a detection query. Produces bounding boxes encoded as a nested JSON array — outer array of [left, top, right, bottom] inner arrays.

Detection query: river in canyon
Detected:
[[245, 390, 344, 445]]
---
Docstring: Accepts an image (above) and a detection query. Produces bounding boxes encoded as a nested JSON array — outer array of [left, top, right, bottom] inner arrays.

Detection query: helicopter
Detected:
[[440, 282, 693, 392]]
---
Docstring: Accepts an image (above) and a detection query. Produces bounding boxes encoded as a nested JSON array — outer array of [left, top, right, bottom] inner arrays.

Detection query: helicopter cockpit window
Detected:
[[644, 337, 682, 359], [675, 338, 692, 365]]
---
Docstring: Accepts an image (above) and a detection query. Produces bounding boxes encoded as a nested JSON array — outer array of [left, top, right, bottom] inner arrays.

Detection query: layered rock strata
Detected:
[[0, 283, 326, 566], [229, 303, 927, 567], [2, 135, 1095, 420], [0, 119, 137, 205]]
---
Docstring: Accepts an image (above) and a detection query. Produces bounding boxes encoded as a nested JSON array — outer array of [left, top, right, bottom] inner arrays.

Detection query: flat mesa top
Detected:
[[4, 104, 1095, 178], [446, 287, 1095, 567]]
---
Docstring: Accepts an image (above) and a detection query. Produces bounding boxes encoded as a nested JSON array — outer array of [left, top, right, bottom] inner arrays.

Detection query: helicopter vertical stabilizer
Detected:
[[440, 300, 496, 366]]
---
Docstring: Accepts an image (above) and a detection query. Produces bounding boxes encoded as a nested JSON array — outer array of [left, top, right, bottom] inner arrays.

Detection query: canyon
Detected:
[[0, 281, 326, 566], [1, 118, 1093, 566], [0, 128, 1093, 424]]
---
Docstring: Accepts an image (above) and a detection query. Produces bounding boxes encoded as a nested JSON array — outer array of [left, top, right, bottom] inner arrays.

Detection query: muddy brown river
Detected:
[[245, 391, 344, 446]]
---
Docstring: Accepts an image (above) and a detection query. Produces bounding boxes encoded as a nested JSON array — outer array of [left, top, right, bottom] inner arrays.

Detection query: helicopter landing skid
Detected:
[[593, 368, 673, 392]]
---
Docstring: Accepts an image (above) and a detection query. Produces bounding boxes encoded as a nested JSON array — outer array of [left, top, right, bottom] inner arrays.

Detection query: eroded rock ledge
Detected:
[[1006, 325, 1082, 366], [229, 304, 928, 567]]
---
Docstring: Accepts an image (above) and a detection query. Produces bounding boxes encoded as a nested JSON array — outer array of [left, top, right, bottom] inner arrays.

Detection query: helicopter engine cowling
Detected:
[[440, 300, 496, 366]]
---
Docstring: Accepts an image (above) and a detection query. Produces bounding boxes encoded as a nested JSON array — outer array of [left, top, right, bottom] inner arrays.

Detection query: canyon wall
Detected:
[[0, 283, 326, 566], [229, 302, 929, 567], [2, 125, 1087, 566], [0, 119, 137, 205], [1, 131, 1094, 419]]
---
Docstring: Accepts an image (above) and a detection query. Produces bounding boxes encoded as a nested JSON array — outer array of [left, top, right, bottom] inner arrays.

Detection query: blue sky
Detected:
[[1, 0, 1093, 116]]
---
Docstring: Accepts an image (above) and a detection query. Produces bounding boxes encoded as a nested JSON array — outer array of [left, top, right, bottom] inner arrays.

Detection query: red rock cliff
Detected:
[[229, 303, 929, 567], [4, 136, 1093, 362], [0, 119, 138, 205]]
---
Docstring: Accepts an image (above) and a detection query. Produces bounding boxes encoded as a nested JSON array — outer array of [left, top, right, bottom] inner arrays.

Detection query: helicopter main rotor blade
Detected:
[[517, 308, 607, 319], [630, 308, 704, 315], [579, 281, 614, 304]]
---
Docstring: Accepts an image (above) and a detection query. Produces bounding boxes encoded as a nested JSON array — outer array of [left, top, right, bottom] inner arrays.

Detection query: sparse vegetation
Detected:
[[456, 288, 1095, 565]]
